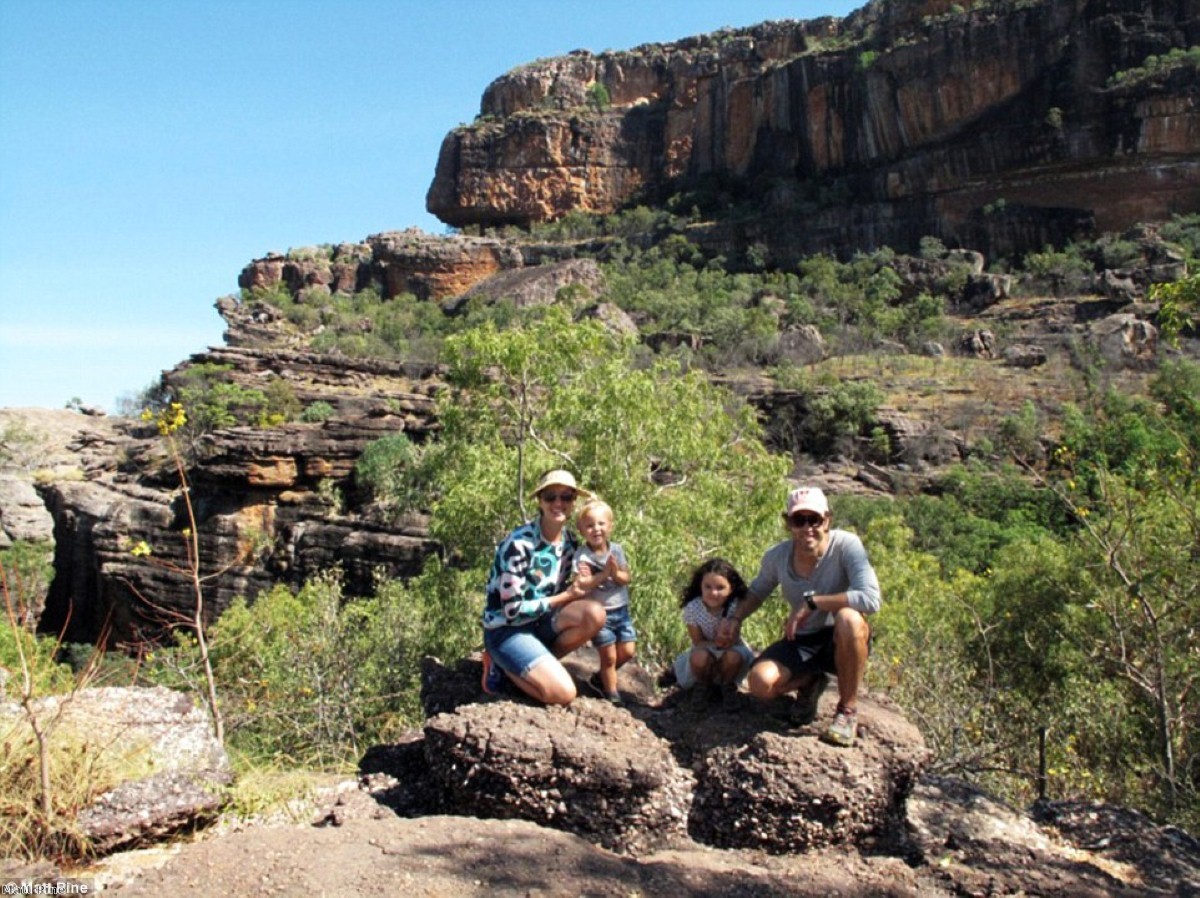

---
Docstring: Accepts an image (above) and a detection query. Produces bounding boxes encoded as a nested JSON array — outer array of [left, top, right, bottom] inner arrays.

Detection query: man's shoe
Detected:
[[481, 650, 504, 695], [822, 704, 858, 746], [790, 675, 828, 727]]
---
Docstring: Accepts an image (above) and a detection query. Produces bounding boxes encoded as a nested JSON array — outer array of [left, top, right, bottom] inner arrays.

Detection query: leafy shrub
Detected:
[[1108, 46, 1200, 87], [354, 433, 426, 515], [767, 372, 883, 461], [299, 401, 336, 423], [0, 541, 54, 619], [1021, 244, 1095, 295], [148, 575, 424, 766], [1090, 234, 1142, 270], [996, 400, 1043, 462], [586, 81, 611, 112], [1160, 213, 1200, 261], [1153, 273, 1200, 344]]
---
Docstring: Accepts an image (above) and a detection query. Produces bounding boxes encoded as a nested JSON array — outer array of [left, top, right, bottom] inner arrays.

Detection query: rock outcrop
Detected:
[[0, 685, 232, 854], [348, 653, 1198, 896], [236, 229, 595, 305], [369, 655, 929, 857], [427, 0, 1200, 261], [35, 414, 438, 646]]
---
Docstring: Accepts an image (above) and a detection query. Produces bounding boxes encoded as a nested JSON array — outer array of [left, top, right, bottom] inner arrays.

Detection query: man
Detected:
[[719, 486, 881, 745]]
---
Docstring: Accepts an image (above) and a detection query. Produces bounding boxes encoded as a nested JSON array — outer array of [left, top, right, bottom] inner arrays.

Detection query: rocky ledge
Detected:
[[350, 653, 1199, 896], [18, 657, 1192, 896]]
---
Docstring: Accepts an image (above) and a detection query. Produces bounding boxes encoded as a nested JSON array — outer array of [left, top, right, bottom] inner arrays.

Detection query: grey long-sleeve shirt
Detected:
[[747, 530, 881, 635]]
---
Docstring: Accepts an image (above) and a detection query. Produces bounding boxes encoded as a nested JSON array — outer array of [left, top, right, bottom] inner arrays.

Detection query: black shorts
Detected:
[[752, 625, 871, 679]]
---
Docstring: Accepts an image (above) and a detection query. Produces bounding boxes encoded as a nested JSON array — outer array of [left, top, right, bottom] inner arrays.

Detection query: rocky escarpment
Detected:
[[29, 347, 443, 646], [236, 228, 586, 306], [427, 0, 1199, 261]]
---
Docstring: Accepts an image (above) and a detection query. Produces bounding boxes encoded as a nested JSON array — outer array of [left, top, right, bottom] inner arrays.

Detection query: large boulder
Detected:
[[0, 475, 55, 546], [388, 656, 931, 858], [450, 257, 606, 312], [688, 689, 929, 853], [422, 698, 694, 856], [1091, 313, 1159, 369], [906, 776, 1195, 897]]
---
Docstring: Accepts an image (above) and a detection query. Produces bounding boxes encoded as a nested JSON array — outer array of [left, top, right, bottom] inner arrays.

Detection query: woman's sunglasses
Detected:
[[540, 490, 577, 503]]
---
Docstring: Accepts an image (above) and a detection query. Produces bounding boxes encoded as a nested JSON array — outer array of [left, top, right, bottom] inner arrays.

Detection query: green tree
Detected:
[[421, 310, 789, 663], [586, 81, 611, 113], [1152, 272, 1200, 345], [1020, 366, 1200, 824]]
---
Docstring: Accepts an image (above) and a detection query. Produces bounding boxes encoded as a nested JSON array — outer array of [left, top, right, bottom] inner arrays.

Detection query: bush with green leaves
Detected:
[[767, 368, 885, 462], [423, 306, 791, 663], [138, 574, 423, 767], [353, 432, 427, 516], [1020, 244, 1095, 295], [299, 400, 336, 423], [585, 81, 611, 112], [1107, 45, 1200, 87], [1160, 212, 1200, 262], [1152, 272, 1200, 344]]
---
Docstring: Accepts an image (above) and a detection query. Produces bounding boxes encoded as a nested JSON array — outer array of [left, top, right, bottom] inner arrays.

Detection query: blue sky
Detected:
[[0, 0, 858, 412]]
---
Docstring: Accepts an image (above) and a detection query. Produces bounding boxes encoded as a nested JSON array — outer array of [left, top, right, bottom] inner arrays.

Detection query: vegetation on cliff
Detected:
[[4, 216, 1200, 858]]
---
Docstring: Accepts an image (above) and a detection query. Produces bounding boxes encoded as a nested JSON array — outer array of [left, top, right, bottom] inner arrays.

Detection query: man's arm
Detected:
[[715, 590, 766, 645]]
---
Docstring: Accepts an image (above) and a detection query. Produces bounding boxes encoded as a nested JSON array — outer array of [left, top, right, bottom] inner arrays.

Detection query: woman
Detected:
[[480, 469, 606, 705]]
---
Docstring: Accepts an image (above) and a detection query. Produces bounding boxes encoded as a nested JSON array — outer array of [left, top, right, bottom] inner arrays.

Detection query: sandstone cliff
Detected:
[[427, 0, 1200, 261]]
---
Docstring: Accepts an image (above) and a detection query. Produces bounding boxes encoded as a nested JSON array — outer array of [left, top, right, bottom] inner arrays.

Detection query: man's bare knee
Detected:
[[747, 664, 781, 700], [834, 608, 869, 644]]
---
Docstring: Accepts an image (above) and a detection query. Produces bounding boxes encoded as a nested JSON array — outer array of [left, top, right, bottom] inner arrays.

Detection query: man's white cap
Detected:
[[786, 486, 829, 517]]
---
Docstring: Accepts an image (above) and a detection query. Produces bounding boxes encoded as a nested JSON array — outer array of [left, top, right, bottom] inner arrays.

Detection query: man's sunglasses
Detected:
[[788, 513, 825, 528], [541, 490, 577, 503]]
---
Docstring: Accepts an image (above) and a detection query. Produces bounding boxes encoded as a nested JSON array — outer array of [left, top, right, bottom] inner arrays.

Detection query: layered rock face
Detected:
[[236, 229, 585, 305], [427, 0, 1200, 259], [33, 345, 443, 647]]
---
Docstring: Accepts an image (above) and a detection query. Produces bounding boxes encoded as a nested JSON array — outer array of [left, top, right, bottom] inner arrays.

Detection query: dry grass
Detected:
[[817, 343, 1154, 447], [0, 720, 155, 862]]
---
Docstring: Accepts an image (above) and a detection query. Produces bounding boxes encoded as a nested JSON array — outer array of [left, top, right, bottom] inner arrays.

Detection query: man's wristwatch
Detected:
[[803, 591, 817, 610]]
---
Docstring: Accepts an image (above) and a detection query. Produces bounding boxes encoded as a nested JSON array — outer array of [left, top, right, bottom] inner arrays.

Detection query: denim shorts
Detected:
[[482, 612, 561, 678], [592, 604, 637, 648]]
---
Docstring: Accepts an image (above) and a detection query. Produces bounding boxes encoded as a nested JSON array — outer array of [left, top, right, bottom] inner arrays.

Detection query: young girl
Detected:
[[674, 558, 756, 709], [573, 498, 634, 704]]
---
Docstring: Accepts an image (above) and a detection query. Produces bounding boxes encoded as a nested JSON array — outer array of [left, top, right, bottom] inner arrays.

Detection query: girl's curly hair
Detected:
[[679, 557, 747, 613]]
